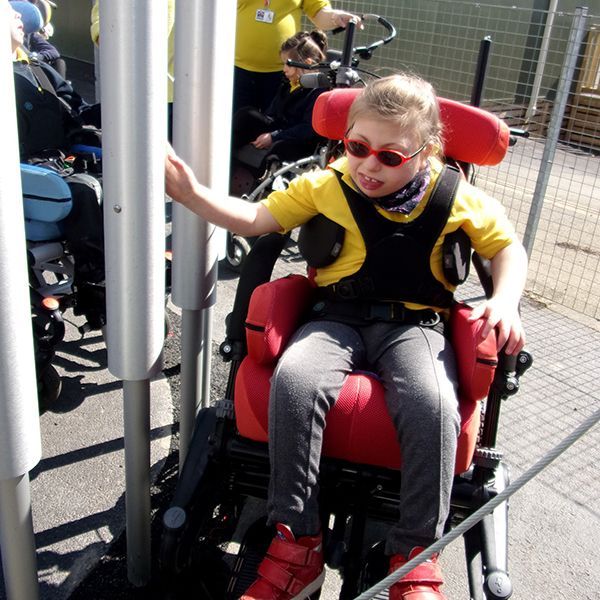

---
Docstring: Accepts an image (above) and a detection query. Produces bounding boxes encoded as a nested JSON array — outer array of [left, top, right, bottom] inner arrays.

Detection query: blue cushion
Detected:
[[21, 164, 72, 241]]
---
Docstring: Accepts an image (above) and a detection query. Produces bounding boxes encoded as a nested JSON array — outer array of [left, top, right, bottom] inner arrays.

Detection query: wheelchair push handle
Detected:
[[353, 14, 397, 60], [287, 13, 397, 88], [508, 127, 530, 147]]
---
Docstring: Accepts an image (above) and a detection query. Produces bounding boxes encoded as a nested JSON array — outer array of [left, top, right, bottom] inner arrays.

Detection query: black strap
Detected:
[[29, 62, 78, 118], [310, 296, 443, 327]]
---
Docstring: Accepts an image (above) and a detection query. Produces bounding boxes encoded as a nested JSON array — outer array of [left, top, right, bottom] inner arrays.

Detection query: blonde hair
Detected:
[[347, 74, 443, 151]]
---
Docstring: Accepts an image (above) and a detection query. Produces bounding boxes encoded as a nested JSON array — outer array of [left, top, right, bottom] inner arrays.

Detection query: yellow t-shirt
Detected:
[[235, 0, 330, 72], [262, 157, 517, 310], [90, 0, 176, 102]]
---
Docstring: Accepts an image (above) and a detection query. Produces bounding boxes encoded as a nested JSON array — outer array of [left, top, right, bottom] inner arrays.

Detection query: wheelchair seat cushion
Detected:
[[235, 276, 495, 472]]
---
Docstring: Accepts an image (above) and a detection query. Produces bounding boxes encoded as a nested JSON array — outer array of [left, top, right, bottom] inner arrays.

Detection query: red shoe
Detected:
[[240, 523, 324, 600], [388, 547, 446, 600]]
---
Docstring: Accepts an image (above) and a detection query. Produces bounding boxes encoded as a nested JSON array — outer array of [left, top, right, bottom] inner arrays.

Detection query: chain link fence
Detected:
[[317, 0, 600, 323]]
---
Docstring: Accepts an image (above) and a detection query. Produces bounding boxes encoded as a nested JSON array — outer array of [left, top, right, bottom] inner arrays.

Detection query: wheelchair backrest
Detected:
[[311, 87, 510, 166]]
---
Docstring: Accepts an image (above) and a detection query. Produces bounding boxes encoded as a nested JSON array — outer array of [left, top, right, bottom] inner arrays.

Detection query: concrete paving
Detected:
[[0, 313, 174, 600]]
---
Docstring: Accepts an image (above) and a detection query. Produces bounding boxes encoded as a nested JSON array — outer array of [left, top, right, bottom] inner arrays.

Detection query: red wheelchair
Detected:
[[159, 88, 532, 600]]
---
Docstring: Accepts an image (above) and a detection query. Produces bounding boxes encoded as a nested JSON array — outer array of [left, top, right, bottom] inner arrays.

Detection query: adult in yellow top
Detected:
[[234, 1, 358, 113], [90, 0, 175, 137]]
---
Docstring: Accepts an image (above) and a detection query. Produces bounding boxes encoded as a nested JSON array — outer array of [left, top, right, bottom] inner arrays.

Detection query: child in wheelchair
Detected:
[[230, 29, 329, 197], [166, 73, 527, 600], [10, 1, 105, 337]]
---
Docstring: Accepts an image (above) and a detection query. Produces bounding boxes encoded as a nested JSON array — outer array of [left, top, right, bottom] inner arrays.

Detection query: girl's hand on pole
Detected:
[[165, 146, 201, 209]]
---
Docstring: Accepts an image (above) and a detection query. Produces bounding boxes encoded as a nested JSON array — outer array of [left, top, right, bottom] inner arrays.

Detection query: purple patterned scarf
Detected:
[[363, 164, 431, 214]]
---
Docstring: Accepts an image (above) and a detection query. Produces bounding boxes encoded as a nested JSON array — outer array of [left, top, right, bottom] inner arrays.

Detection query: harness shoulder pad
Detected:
[[298, 213, 345, 268]]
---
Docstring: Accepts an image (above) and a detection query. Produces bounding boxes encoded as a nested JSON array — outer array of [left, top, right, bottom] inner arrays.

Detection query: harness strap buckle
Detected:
[[367, 302, 406, 321]]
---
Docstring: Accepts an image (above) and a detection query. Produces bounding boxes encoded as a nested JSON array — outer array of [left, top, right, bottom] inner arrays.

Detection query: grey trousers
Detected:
[[266, 319, 461, 556]]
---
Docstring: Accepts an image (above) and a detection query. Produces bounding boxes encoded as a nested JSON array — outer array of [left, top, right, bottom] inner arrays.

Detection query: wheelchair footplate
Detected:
[[225, 516, 274, 598]]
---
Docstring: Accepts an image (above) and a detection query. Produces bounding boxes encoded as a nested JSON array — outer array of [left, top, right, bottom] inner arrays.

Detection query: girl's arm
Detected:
[[468, 241, 528, 355], [165, 152, 281, 237]]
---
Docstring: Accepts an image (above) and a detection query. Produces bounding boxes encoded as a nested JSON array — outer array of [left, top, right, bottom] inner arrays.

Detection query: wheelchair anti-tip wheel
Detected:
[[225, 233, 252, 273]]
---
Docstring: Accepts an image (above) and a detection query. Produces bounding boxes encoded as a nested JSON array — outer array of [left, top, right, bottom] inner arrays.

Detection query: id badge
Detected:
[[256, 8, 274, 23]]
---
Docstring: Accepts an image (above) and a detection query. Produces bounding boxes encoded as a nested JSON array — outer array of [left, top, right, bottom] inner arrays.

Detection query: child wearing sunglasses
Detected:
[[165, 73, 527, 600]]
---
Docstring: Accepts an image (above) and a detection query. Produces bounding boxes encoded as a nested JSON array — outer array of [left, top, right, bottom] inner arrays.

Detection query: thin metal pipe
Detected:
[[179, 309, 203, 470], [200, 306, 214, 409], [525, 0, 559, 121], [0, 476, 39, 600], [123, 380, 151, 586], [522, 7, 588, 256]]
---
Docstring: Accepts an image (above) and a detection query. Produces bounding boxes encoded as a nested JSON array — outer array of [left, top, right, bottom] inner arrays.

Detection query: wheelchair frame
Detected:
[[160, 230, 531, 599], [161, 20, 533, 598]]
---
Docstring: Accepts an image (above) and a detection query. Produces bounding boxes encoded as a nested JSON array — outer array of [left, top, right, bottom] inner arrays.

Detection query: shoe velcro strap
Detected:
[[395, 561, 444, 585], [268, 538, 321, 567], [257, 556, 306, 596]]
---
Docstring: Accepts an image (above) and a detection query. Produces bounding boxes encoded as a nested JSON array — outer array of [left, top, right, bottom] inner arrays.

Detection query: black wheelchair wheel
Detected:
[[37, 364, 62, 409], [159, 408, 242, 598], [224, 233, 252, 273]]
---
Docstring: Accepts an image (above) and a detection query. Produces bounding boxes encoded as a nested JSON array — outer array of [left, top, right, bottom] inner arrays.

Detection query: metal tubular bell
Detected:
[[1, 5, 42, 597], [99, 0, 168, 585], [171, 0, 236, 468]]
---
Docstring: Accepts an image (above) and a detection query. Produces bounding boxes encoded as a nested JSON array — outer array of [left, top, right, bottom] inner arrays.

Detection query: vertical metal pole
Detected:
[[471, 36, 492, 107], [0, 5, 42, 598], [99, 0, 168, 585], [178, 310, 203, 461], [123, 380, 151, 582], [525, 0, 559, 121], [172, 0, 236, 468], [0, 477, 39, 600], [201, 306, 214, 405], [522, 7, 588, 256]]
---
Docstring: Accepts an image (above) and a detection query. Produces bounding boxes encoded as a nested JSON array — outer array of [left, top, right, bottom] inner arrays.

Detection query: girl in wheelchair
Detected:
[[230, 29, 329, 195], [166, 73, 527, 600]]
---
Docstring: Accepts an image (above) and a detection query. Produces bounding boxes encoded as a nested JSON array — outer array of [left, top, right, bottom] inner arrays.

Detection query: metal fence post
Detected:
[[0, 5, 42, 598], [171, 0, 236, 468], [522, 6, 588, 256], [99, 0, 168, 586]]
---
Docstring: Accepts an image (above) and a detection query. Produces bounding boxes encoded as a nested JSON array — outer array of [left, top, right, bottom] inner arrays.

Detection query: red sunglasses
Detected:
[[343, 138, 427, 168]]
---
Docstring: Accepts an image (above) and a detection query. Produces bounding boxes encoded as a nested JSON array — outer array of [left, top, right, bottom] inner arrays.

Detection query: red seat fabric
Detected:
[[234, 275, 497, 473]]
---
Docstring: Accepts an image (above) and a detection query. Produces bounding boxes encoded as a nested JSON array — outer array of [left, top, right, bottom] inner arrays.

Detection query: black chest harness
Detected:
[[302, 165, 469, 325]]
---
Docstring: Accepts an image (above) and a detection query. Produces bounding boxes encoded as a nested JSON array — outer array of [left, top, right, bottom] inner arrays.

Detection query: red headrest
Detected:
[[312, 87, 509, 166]]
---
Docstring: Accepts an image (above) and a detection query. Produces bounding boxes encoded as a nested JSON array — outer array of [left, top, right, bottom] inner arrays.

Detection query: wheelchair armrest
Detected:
[[21, 163, 73, 223], [226, 233, 290, 343], [245, 274, 315, 364], [450, 302, 498, 403]]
